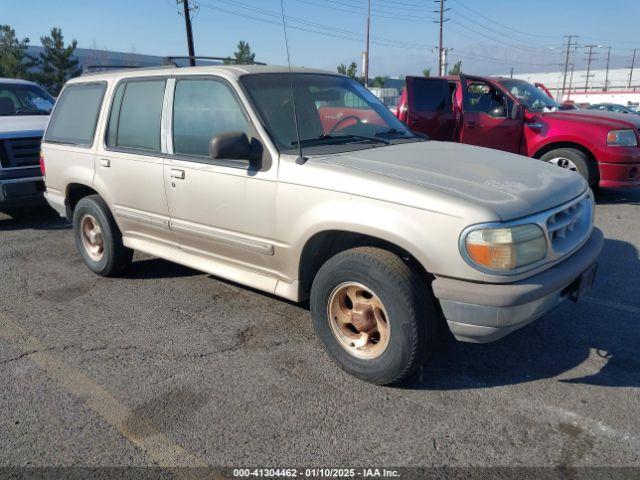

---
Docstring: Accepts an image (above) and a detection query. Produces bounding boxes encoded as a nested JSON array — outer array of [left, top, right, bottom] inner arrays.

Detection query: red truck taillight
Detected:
[[39, 150, 46, 178]]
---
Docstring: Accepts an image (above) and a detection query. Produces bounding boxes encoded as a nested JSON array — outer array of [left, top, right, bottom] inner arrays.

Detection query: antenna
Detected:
[[279, 0, 307, 165]]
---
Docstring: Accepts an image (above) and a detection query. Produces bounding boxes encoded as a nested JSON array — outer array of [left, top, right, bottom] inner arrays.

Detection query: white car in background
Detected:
[[0, 78, 55, 214]]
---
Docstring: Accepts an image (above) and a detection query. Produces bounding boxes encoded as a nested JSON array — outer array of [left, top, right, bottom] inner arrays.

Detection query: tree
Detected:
[[370, 76, 387, 88], [0, 25, 34, 79], [337, 62, 358, 80], [448, 60, 462, 76], [224, 41, 255, 64], [422, 68, 431, 77], [37, 27, 81, 94]]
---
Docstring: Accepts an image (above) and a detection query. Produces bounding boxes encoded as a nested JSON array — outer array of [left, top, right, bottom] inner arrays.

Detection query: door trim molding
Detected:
[[169, 220, 274, 256]]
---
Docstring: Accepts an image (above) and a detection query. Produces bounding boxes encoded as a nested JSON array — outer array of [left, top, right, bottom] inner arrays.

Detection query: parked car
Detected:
[[0, 78, 54, 213], [397, 75, 640, 189], [588, 103, 640, 115], [42, 65, 603, 384]]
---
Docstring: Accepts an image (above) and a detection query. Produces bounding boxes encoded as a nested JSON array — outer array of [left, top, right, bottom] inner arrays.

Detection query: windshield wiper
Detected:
[[376, 128, 429, 141], [291, 133, 390, 147]]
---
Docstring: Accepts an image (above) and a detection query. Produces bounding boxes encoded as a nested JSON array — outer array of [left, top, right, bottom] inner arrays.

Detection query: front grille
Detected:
[[545, 194, 593, 257], [0, 137, 42, 169]]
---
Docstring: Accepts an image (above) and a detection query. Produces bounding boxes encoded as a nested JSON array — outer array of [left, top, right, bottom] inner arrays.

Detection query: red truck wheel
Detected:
[[540, 148, 598, 189]]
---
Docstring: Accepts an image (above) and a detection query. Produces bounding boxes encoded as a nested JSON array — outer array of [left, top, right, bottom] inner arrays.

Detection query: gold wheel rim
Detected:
[[80, 214, 104, 262], [327, 282, 391, 360]]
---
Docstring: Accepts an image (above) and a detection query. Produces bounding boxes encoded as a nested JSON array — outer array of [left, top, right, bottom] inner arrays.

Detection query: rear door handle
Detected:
[[99, 158, 110, 168], [466, 121, 478, 128], [170, 169, 185, 180]]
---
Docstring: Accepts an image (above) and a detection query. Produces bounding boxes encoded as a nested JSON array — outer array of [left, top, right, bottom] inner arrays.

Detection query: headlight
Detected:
[[607, 129, 638, 147], [464, 224, 547, 271]]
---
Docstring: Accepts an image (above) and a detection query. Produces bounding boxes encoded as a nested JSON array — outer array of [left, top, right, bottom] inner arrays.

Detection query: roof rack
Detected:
[[163, 56, 267, 67], [84, 65, 143, 72], [81, 65, 175, 76]]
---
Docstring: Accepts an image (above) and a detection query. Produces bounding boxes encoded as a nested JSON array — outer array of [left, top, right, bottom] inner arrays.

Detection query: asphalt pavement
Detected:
[[0, 188, 639, 475]]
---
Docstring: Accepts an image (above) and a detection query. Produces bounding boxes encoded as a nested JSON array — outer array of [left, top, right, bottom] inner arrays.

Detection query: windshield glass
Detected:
[[500, 79, 559, 113], [0, 83, 55, 116], [240, 74, 420, 152]]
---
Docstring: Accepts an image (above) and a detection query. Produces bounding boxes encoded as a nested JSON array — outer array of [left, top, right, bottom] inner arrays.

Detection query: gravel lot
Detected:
[[0, 188, 639, 474]]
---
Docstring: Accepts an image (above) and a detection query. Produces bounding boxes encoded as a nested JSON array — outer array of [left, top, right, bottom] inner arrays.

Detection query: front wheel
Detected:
[[540, 148, 599, 188], [310, 247, 437, 385]]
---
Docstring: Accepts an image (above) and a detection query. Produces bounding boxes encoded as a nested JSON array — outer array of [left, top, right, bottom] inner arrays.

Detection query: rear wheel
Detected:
[[310, 247, 437, 385], [541, 148, 598, 188], [73, 195, 133, 276]]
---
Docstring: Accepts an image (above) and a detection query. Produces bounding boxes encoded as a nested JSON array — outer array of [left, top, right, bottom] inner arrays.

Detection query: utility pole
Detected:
[[629, 49, 637, 89], [561, 35, 578, 100], [364, 0, 371, 87], [567, 63, 575, 100], [510, 67, 514, 78], [604, 46, 611, 92], [583, 44, 601, 92], [177, 0, 196, 66], [434, 0, 450, 76]]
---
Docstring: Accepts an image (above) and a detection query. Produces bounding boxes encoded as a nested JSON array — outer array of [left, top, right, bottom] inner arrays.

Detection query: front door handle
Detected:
[[99, 158, 110, 168], [466, 121, 478, 128], [170, 169, 185, 180]]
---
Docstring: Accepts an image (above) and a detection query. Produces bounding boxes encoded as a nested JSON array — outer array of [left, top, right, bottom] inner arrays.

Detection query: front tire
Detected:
[[310, 247, 437, 385], [73, 195, 133, 276], [541, 148, 598, 188]]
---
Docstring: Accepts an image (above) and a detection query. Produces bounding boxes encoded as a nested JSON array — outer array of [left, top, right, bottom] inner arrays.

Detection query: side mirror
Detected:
[[209, 131, 252, 161]]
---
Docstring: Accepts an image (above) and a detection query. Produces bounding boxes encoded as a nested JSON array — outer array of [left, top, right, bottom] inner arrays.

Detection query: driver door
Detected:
[[459, 75, 523, 153]]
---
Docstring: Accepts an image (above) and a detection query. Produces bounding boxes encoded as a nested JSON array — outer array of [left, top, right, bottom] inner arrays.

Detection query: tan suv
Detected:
[[42, 65, 603, 385]]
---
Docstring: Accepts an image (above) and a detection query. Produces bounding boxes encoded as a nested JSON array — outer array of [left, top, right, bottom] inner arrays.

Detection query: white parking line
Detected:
[[0, 314, 223, 480]]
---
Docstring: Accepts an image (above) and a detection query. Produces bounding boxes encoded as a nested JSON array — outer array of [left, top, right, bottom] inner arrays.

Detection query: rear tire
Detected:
[[310, 247, 437, 385], [73, 195, 133, 276], [540, 148, 598, 189]]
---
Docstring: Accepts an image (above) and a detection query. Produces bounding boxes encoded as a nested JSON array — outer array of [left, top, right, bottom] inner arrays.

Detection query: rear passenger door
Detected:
[[404, 77, 457, 141], [94, 77, 173, 245], [164, 76, 277, 275]]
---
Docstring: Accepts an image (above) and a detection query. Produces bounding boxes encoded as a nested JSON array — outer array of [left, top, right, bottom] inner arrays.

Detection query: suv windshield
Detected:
[[0, 83, 55, 116], [500, 79, 559, 113], [241, 74, 422, 152]]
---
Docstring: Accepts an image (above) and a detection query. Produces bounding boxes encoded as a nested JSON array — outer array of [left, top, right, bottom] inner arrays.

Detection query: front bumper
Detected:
[[595, 146, 640, 189], [0, 172, 45, 208], [432, 228, 604, 343]]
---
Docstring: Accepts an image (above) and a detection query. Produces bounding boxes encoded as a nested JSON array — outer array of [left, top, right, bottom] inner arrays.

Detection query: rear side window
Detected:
[[44, 83, 106, 146], [106, 79, 166, 152], [410, 78, 452, 111], [172, 78, 249, 157]]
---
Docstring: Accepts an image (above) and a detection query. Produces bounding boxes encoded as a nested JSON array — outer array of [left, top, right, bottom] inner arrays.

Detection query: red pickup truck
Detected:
[[396, 75, 640, 189]]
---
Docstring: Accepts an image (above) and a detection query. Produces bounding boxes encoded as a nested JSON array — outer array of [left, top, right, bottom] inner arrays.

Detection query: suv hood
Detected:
[[0, 115, 48, 139], [314, 141, 587, 221], [542, 109, 640, 129]]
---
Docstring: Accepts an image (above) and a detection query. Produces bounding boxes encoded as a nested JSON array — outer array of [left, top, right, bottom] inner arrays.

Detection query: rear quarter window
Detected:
[[44, 83, 106, 146]]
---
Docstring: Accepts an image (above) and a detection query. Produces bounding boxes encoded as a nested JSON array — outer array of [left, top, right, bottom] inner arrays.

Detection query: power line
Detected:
[[449, 0, 559, 40]]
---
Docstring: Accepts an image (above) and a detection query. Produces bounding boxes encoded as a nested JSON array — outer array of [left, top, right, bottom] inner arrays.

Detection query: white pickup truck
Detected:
[[0, 78, 54, 213]]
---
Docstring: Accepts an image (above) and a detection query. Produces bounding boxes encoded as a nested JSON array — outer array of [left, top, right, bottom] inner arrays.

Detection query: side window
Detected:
[[45, 83, 106, 146], [464, 81, 506, 118], [172, 78, 250, 157], [106, 79, 166, 152], [411, 78, 451, 111]]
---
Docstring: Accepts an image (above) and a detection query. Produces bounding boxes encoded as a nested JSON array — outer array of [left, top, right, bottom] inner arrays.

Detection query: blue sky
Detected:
[[4, 0, 639, 76]]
